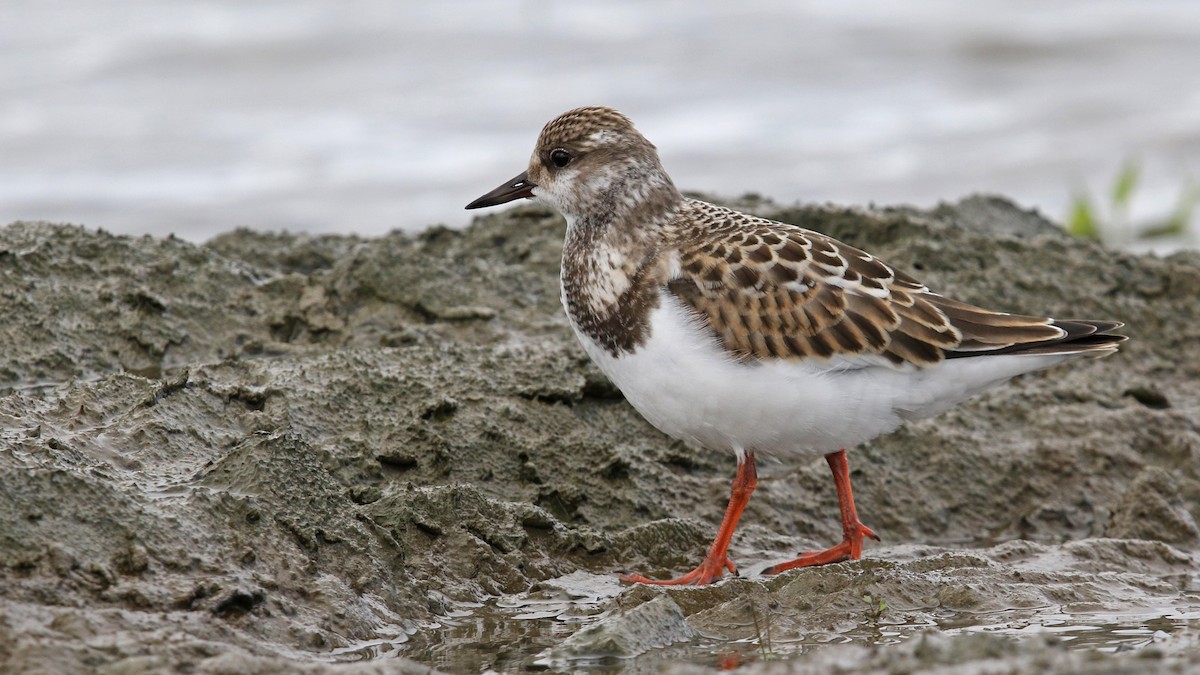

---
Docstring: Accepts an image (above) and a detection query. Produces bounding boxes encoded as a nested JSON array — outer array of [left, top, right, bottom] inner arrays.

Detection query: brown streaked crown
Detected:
[[536, 106, 637, 154]]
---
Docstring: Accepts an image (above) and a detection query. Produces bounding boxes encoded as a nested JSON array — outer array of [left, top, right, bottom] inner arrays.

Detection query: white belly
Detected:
[[568, 290, 1078, 458], [566, 292, 901, 456]]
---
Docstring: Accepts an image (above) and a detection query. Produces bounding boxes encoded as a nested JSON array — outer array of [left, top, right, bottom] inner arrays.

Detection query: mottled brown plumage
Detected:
[[661, 200, 1121, 368]]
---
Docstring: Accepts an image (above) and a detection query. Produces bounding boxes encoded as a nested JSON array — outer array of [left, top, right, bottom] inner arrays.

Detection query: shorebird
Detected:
[[465, 106, 1125, 585]]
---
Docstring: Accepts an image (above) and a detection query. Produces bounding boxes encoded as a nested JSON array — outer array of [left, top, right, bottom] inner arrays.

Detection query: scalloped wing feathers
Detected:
[[666, 201, 1124, 369]]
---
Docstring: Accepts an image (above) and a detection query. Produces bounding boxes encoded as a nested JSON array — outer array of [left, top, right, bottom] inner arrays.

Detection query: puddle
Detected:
[[616, 605, 1200, 671], [323, 567, 1200, 671], [942, 606, 1200, 653], [328, 572, 625, 671]]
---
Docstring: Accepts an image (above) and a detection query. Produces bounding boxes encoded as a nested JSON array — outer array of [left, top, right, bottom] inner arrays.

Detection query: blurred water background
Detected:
[[1, 0, 1197, 243]]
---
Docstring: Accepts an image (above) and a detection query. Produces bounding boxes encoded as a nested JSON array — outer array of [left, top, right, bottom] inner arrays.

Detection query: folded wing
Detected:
[[666, 204, 1126, 370]]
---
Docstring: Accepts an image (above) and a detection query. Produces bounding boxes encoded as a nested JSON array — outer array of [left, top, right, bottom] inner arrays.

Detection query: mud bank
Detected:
[[1, 196, 1197, 673]]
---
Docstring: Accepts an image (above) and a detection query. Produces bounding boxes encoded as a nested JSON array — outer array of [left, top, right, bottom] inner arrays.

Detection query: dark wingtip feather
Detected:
[[945, 319, 1126, 359]]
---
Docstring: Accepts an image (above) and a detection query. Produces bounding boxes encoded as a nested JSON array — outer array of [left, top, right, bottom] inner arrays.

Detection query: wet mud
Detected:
[[1, 195, 1198, 672]]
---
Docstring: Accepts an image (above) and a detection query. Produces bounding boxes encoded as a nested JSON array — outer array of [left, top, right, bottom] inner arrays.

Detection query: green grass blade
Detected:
[[1067, 193, 1099, 239], [1111, 160, 1139, 209], [1140, 179, 1198, 239]]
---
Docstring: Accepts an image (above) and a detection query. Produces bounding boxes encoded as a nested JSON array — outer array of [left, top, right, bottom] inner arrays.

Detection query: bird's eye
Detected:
[[549, 148, 572, 168]]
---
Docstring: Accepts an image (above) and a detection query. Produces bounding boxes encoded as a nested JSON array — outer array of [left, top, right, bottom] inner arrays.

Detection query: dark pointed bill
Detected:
[[465, 171, 537, 209]]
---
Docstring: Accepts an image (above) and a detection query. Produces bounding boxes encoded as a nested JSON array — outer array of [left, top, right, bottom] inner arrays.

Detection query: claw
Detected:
[[763, 519, 875, 574], [621, 554, 735, 586]]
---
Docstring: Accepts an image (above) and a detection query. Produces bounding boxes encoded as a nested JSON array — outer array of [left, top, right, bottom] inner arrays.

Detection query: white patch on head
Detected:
[[531, 165, 581, 214], [589, 129, 620, 145]]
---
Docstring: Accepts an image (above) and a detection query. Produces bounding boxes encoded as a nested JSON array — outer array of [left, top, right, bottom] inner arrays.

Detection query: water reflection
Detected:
[[324, 567, 1200, 670]]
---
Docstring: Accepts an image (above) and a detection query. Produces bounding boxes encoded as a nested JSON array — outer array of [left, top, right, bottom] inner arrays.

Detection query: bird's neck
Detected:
[[560, 187, 681, 356]]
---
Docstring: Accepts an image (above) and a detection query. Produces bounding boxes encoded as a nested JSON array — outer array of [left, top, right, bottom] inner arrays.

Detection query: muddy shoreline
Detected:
[[1, 196, 1197, 672]]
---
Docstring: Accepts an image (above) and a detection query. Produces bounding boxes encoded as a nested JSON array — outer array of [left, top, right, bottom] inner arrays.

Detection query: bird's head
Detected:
[[466, 106, 679, 224]]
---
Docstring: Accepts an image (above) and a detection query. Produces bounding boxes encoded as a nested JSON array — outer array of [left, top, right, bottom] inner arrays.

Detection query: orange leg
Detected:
[[764, 449, 879, 575], [621, 451, 757, 586]]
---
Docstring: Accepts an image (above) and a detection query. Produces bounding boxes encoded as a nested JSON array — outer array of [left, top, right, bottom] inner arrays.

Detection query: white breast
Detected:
[[567, 290, 1081, 458], [566, 291, 893, 456]]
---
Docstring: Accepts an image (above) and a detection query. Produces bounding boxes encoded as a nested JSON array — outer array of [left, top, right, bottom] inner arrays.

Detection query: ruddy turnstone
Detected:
[[465, 106, 1126, 586]]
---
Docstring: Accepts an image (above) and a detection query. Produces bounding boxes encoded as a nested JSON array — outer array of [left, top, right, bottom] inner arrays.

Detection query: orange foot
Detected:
[[621, 452, 758, 587], [620, 554, 737, 586], [763, 448, 880, 575], [763, 521, 880, 574]]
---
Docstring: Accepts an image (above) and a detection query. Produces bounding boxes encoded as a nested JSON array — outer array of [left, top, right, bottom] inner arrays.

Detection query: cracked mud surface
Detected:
[[1, 195, 1198, 672]]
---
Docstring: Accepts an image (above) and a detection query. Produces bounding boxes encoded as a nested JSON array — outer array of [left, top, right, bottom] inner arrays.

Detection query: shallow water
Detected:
[[1, 1, 1198, 241], [943, 607, 1200, 652], [323, 567, 1200, 671], [341, 598, 1200, 671]]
